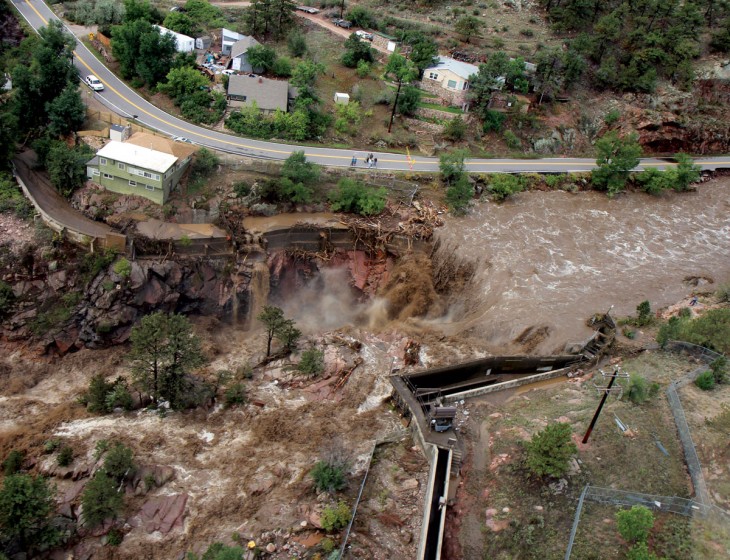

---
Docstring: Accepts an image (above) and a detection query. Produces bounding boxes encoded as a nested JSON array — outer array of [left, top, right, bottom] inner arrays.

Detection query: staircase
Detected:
[[450, 448, 463, 479]]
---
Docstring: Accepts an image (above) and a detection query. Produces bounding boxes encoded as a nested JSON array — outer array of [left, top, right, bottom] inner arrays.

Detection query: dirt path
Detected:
[[13, 150, 112, 238], [209, 2, 392, 56]]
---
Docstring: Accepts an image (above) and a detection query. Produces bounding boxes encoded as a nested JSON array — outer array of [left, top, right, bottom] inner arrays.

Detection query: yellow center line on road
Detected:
[[18, 1, 730, 170]]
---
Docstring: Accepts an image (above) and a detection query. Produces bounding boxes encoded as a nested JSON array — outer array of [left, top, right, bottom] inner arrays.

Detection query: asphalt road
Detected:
[[13, 0, 730, 173]]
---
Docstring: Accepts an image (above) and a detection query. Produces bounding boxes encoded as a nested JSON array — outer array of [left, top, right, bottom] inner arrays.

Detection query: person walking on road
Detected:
[[373, 157, 378, 168], [351, 154, 357, 167]]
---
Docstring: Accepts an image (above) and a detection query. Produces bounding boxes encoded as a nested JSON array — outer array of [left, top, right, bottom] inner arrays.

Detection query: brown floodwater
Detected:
[[432, 179, 730, 353]]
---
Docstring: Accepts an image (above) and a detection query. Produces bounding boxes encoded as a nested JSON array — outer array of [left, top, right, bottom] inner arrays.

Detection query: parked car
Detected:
[[85, 75, 104, 91], [330, 18, 353, 28], [296, 5, 319, 14], [172, 136, 193, 144], [222, 69, 236, 75], [355, 30, 373, 41]]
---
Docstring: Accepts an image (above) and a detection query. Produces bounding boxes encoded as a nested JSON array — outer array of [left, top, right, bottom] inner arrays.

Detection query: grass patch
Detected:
[[417, 102, 464, 114], [467, 351, 700, 560]]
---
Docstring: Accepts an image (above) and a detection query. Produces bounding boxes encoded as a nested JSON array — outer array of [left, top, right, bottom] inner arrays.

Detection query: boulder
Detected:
[[129, 493, 188, 534]]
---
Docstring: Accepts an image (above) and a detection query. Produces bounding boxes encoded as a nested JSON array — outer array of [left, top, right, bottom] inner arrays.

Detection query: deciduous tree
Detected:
[[46, 85, 86, 138], [591, 131, 642, 196], [46, 142, 94, 198]]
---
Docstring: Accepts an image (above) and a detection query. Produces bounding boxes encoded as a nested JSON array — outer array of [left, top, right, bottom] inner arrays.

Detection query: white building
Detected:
[[222, 28, 245, 56], [155, 25, 195, 52]]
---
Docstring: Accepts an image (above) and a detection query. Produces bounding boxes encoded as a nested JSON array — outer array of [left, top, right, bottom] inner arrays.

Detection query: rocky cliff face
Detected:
[[3, 256, 256, 355]]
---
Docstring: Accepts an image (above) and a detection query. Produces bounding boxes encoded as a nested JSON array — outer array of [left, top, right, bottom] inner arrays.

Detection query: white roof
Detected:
[[97, 141, 178, 173], [428, 56, 480, 80], [222, 28, 244, 43], [154, 25, 194, 43]]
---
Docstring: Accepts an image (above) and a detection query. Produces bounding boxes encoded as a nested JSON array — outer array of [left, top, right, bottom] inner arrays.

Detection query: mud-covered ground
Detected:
[[0, 319, 438, 558]]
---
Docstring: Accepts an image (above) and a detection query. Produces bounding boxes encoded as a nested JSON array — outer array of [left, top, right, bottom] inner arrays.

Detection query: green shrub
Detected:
[[636, 300, 652, 326], [321, 537, 335, 553], [446, 175, 473, 215], [287, 30, 308, 57], [82, 375, 132, 413], [623, 327, 636, 339], [298, 348, 325, 376], [604, 109, 621, 125], [524, 422, 577, 479], [43, 439, 61, 454], [321, 500, 351, 532], [233, 181, 251, 198], [482, 109, 506, 133], [57, 445, 74, 467], [356, 59, 370, 78], [488, 174, 524, 201], [695, 371, 715, 391], [543, 174, 564, 189], [224, 382, 247, 406], [444, 116, 467, 141], [616, 505, 654, 544], [709, 356, 728, 385], [104, 443, 134, 480], [106, 528, 123, 546], [329, 179, 387, 216], [2, 450, 24, 475], [503, 129, 522, 150], [625, 374, 659, 404], [311, 460, 347, 493], [273, 56, 293, 78], [716, 282, 730, 303], [81, 470, 123, 528], [113, 258, 132, 278], [657, 309, 730, 354], [0, 280, 15, 316]]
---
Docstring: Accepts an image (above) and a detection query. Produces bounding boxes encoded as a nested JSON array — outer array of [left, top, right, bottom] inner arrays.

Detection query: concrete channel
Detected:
[[391, 314, 616, 560]]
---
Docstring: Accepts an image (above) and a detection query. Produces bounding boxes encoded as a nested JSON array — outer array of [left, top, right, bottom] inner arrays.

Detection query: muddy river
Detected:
[[434, 180, 730, 353]]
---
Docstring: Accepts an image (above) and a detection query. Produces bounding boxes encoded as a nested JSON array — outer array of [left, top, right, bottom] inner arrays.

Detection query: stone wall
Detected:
[[418, 79, 470, 108]]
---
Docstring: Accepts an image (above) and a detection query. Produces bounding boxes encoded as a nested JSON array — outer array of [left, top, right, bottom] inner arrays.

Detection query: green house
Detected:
[[87, 133, 196, 205]]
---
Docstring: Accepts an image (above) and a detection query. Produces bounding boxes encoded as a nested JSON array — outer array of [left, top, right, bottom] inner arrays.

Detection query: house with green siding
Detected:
[[87, 133, 196, 205]]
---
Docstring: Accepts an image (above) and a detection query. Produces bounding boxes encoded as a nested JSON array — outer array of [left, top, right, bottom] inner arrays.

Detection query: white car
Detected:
[[222, 69, 236, 75], [355, 30, 373, 41], [85, 75, 104, 91], [172, 136, 193, 144]]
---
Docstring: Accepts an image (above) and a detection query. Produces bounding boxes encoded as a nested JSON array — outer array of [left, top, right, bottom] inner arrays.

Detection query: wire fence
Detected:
[[564, 343, 729, 559], [663, 340, 722, 506]]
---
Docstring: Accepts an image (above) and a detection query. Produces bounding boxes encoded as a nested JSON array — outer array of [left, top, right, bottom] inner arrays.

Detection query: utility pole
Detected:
[[582, 373, 615, 444], [387, 79, 402, 134], [582, 365, 626, 444]]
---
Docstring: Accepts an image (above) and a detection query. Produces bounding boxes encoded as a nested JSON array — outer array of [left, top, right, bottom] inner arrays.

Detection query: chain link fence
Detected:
[[564, 343, 729, 559], [663, 340, 721, 506]]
